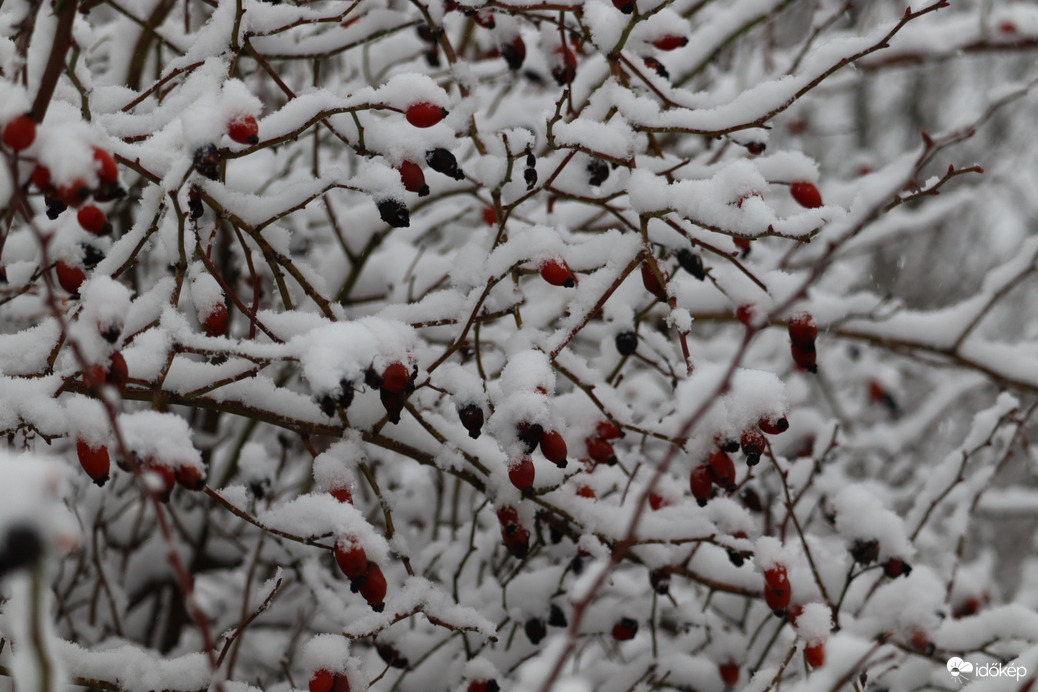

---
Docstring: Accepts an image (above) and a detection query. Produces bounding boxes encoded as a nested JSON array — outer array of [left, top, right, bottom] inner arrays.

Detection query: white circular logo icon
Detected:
[[947, 657, 974, 678]]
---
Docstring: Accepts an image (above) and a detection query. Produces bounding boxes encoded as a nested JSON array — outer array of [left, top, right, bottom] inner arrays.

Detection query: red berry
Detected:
[[77, 206, 110, 236], [381, 362, 411, 393], [707, 451, 736, 491], [502, 35, 526, 70], [330, 485, 354, 504], [909, 628, 931, 652], [406, 102, 448, 128], [652, 35, 688, 51], [551, 45, 577, 85], [805, 641, 826, 668], [791, 342, 817, 373], [107, 351, 129, 393], [469, 680, 500, 692], [228, 114, 259, 145], [611, 617, 638, 641], [883, 557, 911, 578], [539, 430, 568, 467], [482, 206, 497, 226], [763, 564, 788, 591], [57, 179, 91, 207], [999, 20, 1017, 34], [790, 181, 823, 208], [508, 456, 535, 492], [93, 147, 119, 184], [788, 311, 818, 346], [397, 161, 429, 196], [56, 261, 86, 295], [203, 302, 229, 337], [540, 258, 576, 287], [310, 670, 334, 692], [146, 463, 176, 502], [174, 465, 206, 491], [31, 165, 52, 190], [497, 505, 519, 526], [596, 421, 622, 440], [2, 114, 36, 151], [640, 261, 667, 301], [787, 603, 804, 626], [719, 661, 739, 687], [740, 428, 765, 465], [473, 10, 495, 28], [758, 416, 789, 435], [359, 561, 387, 611], [83, 364, 106, 391], [648, 492, 666, 510], [335, 539, 367, 578], [577, 484, 596, 499], [689, 465, 712, 506], [76, 440, 111, 486], [736, 304, 756, 327], [612, 0, 635, 13], [733, 236, 752, 252], [585, 437, 616, 466]]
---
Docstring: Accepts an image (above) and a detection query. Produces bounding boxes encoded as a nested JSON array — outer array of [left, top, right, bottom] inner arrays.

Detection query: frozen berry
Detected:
[[335, 539, 367, 578], [2, 114, 36, 151], [788, 311, 818, 346], [77, 206, 111, 236], [539, 430, 568, 468], [377, 199, 410, 228], [76, 440, 111, 487], [719, 661, 739, 687], [615, 330, 638, 356], [93, 147, 119, 184], [611, 617, 638, 641], [310, 670, 334, 692], [525, 617, 547, 644], [426, 148, 465, 180], [228, 114, 259, 145], [676, 249, 705, 279], [585, 437, 617, 466], [174, 465, 206, 491], [758, 416, 788, 435], [805, 641, 826, 668], [203, 302, 229, 337], [551, 45, 577, 85], [508, 456, 535, 492], [56, 261, 86, 296], [458, 403, 484, 438], [406, 102, 448, 128], [707, 450, 736, 491], [640, 261, 668, 302], [790, 181, 823, 208], [502, 35, 526, 70], [689, 465, 712, 506], [540, 258, 577, 287], [359, 561, 387, 611], [398, 161, 429, 196], [740, 428, 765, 466], [883, 557, 911, 578], [612, 0, 635, 13], [652, 35, 688, 51], [381, 362, 411, 393]]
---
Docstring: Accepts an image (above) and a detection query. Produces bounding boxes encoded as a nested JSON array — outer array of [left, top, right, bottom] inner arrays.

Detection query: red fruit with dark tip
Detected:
[[790, 181, 823, 208], [56, 261, 86, 295], [93, 147, 119, 184], [734, 237, 753, 252], [652, 35, 688, 51], [468, 680, 500, 692], [310, 670, 334, 692], [398, 161, 429, 196], [758, 416, 789, 435], [883, 557, 911, 578], [331, 674, 351, 692], [174, 465, 206, 491], [77, 206, 110, 236], [788, 311, 818, 346], [611, 617, 638, 641], [648, 492, 666, 510], [203, 302, 229, 337], [551, 45, 577, 85], [335, 539, 367, 578], [740, 428, 765, 465], [763, 564, 788, 591], [805, 641, 826, 668], [381, 362, 411, 393], [146, 463, 176, 502], [31, 165, 52, 190], [508, 455, 535, 491], [719, 661, 739, 687], [359, 561, 387, 611], [708, 450, 736, 491], [640, 261, 667, 301], [57, 179, 91, 207], [539, 430, 568, 467], [540, 258, 576, 287], [909, 628, 932, 652], [764, 566, 791, 614], [228, 114, 259, 145], [2, 114, 36, 151], [502, 35, 526, 70], [612, 0, 635, 13], [76, 440, 111, 487], [107, 351, 129, 392], [689, 465, 712, 506], [406, 102, 448, 128], [585, 436, 616, 466], [596, 421, 622, 440]]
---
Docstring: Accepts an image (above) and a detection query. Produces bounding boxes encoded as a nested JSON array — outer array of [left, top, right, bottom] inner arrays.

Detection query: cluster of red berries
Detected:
[[334, 538, 387, 611], [788, 311, 818, 373], [77, 438, 206, 500], [83, 351, 129, 395], [690, 446, 737, 506], [316, 361, 415, 424]]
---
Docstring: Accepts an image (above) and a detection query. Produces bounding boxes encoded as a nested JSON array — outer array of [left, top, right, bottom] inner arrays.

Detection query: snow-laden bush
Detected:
[[1, 0, 1037, 690]]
